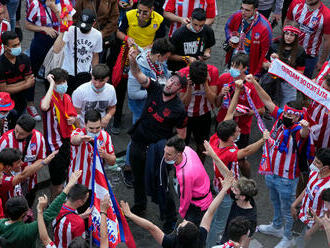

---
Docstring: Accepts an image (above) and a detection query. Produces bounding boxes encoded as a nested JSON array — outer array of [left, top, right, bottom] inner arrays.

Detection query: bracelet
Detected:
[[100, 212, 107, 216]]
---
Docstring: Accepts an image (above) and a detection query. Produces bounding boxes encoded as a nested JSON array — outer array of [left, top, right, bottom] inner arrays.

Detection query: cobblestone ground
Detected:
[[19, 0, 330, 246]]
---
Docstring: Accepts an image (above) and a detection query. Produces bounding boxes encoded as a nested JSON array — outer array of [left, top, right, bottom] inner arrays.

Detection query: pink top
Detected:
[[175, 146, 213, 218]]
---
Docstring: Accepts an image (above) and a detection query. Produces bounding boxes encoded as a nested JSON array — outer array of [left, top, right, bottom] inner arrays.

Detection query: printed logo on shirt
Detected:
[[18, 64, 25, 73], [229, 148, 236, 153], [30, 143, 37, 151], [183, 41, 200, 55], [153, 24, 158, 29], [163, 108, 171, 117], [24, 155, 37, 162], [311, 17, 319, 26], [254, 32, 260, 40], [76, 38, 95, 64]]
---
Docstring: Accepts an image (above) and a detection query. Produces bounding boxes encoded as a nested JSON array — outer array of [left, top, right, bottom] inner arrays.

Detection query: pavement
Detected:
[[19, 0, 330, 247]]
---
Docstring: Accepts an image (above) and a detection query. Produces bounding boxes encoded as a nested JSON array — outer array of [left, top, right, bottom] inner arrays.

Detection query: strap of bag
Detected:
[[22, 134, 33, 161], [53, 211, 77, 228], [74, 26, 77, 76]]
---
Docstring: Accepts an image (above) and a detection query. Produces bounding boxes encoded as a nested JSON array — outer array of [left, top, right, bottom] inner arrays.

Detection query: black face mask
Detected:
[[282, 116, 294, 128]]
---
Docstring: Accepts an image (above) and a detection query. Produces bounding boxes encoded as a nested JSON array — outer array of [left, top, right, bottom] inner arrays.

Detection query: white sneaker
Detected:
[[274, 236, 296, 248], [27, 106, 41, 121], [257, 223, 284, 238]]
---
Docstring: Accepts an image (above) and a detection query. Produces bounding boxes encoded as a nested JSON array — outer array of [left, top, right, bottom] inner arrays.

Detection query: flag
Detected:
[[88, 137, 136, 248]]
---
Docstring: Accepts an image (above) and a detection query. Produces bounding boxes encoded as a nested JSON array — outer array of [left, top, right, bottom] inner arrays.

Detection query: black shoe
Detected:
[[131, 205, 146, 216], [121, 167, 134, 188], [163, 221, 177, 234]]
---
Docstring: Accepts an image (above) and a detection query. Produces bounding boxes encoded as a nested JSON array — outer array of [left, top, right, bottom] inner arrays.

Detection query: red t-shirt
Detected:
[[216, 73, 264, 134]]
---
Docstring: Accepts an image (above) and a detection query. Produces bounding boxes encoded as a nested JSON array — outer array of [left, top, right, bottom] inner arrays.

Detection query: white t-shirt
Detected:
[[62, 26, 103, 76], [72, 81, 117, 126]]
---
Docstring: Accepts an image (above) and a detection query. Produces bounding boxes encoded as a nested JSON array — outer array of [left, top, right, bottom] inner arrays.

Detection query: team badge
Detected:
[[163, 108, 171, 117], [30, 143, 36, 151], [19, 64, 25, 73], [311, 17, 319, 26], [153, 24, 158, 29], [254, 32, 260, 40]]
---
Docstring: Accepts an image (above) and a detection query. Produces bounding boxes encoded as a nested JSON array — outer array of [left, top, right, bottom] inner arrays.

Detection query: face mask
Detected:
[[190, 24, 203, 33], [234, 133, 240, 143], [309, 163, 320, 172], [87, 131, 100, 138], [92, 84, 105, 93], [165, 159, 176, 165], [55, 82, 68, 94], [229, 67, 241, 78], [248, 15, 255, 21], [0, 112, 9, 119], [282, 116, 294, 128], [10, 46, 21, 56]]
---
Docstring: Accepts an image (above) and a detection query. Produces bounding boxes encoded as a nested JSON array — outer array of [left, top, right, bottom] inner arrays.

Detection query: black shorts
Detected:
[[48, 139, 71, 186], [235, 133, 250, 149], [186, 112, 211, 145]]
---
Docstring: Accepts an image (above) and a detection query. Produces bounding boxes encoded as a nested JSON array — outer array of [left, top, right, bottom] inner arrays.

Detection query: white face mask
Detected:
[[309, 163, 320, 172], [0, 112, 9, 119], [87, 131, 100, 138]]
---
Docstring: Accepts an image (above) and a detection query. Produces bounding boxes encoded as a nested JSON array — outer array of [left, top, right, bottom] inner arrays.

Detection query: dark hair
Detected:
[[84, 109, 102, 124], [138, 0, 154, 8], [177, 221, 200, 248], [286, 100, 303, 110], [278, 35, 299, 67], [92, 64, 110, 80], [1, 31, 18, 46], [171, 72, 187, 89], [151, 38, 175, 55], [16, 114, 36, 133], [189, 61, 208, 84], [68, 237, 89, 248], [0, 148, 22, 166], [231, 53, 249, 69], [166, 136, 185, 153], [228, 216, 250, 242], [217, 120, 238, 142], [49, 68, 69, 84], [67, 184, 89, 202], [242, 0, 258, 8], [321, 188, 330, 202], [237, 177, 258, 202], [316, 148, 330, 167], [5, 197, 28, 221], [191, 8, 206, 21]]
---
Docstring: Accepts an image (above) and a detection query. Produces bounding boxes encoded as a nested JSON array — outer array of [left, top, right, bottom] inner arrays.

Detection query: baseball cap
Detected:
[[78, 9, 96, 33], [0, 92, 15, 112]]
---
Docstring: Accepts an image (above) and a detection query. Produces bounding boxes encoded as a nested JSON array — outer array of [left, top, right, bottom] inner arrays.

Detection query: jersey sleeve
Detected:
[[271, 105, 283, 120], [206, 0, 217, 18], [93, 31, 103, 53], [286, 0, 297, 21], [163, 0, 176, 13], [105, 132, 114, 154], [26, 0, 39, 24], [72, 87, 83, 109]]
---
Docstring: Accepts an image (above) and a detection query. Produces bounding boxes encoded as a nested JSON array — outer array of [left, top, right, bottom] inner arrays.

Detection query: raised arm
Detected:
[[40, 74, 56, 111], [100, 194, 111, 248], [128, 48, 150, 88], [237, 130, 269, 160], [224, 80, 243, 121], [37, 195, 53, 247]]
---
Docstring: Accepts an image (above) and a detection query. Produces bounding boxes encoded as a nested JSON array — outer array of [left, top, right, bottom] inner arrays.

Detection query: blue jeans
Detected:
[[206, 194, 233, 248], [7, 0, 19, 30], [304, 56, 318, 79], [265, 174, 299, 239]]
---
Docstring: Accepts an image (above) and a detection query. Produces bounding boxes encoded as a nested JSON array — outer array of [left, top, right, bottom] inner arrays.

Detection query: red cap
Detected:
[[283, 25, 301, 36], [0, 92, 15, 112]]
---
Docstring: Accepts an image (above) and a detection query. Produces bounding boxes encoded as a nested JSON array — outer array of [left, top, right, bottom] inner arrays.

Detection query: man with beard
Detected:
[[285, 0, 330, 78], [249, 74, 313, 248], [128, 47, 187, 233]]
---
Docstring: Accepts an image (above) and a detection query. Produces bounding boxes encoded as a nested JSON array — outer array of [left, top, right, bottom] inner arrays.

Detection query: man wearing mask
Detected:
[[168, 8, 215, 72], [224, 0, 272, 76], [68, 109, 116, 189], [0, 31, 37, 121], [72, 64, 116, 128], [285, 0, 330, 78], [249, 74, 314, 248], [0, 92, 15, 136], [53, 9, 103, 95], [40, 68, 77, 198]]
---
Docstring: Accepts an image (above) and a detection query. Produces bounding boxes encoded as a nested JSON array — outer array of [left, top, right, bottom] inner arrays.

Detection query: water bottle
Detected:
[[222, 83, 230, 108]]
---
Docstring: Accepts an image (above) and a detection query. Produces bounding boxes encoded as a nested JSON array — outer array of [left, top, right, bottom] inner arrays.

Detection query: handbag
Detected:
[[111, 39, 129, 87]]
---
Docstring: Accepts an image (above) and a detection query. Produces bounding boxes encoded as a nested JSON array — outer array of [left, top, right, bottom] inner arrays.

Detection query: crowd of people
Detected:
[[0, 0, 329, 247]]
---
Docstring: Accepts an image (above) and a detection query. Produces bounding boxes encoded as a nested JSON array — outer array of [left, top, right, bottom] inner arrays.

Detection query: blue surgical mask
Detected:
[[0, 112, 9, 119], [229, 67, 241, 78], [55, 82, 68, 94], [11, 46, 21, 56], [190, 24, 203, 33], [165, 159, 176, 165], [87, 131, 100, 138], [91, 84, 105, 93]]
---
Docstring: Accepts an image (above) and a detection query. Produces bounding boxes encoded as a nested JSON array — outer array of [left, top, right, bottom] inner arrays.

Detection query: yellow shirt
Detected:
[[126, 9, 164, 48]]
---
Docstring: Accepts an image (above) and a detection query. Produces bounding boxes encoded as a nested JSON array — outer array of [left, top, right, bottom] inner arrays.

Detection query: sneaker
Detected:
[[111, 126, 120, 135], [27, 106, 41, 121], [121, 166, 134, 188], [257, 223, 284, 238], [274, 236, 296, 248]]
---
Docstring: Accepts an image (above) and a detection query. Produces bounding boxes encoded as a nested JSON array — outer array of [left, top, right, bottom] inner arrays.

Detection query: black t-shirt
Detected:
[[162, 226, 208, 248], [0, 54, 32, 112], [168, 25, 215, 71], [131, 78, 187, 144], [220, 198, 257, 244]]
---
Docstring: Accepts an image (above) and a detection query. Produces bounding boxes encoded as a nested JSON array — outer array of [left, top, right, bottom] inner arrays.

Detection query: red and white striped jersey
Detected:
[[269, 107, 307, 179], [53, 204, 85, 248], [26, 0, 71, 32], [210, 133, 239, 192], [286, 0, 330, 57], [315, 60, 330, 86], [216, 241, 236, 248], [163, 0, 217, 37], [308, 100, 330, 149], [0, 174, 22, 211], [179, 64, 219, 117], [299, 171, 330, 226], [0, 20, 10, 55], [0, 129, 46, 190], [69, 128, 114, 189]]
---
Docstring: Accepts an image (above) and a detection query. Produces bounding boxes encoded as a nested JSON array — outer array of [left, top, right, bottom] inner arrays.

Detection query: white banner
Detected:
[[268, 59, 330, 110]]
